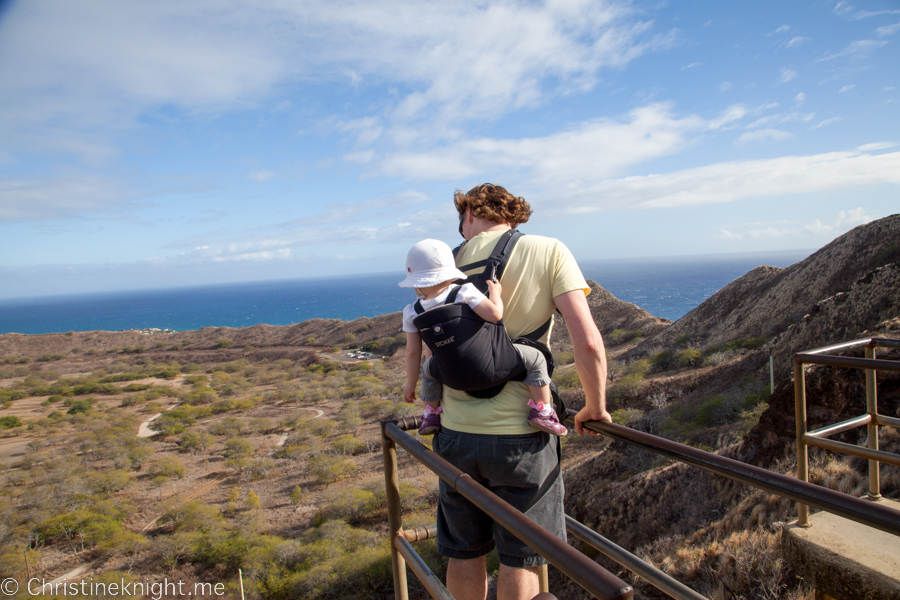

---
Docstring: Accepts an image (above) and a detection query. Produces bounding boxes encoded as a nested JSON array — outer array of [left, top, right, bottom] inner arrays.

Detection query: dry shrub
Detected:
[[642, 527, 813, 600]]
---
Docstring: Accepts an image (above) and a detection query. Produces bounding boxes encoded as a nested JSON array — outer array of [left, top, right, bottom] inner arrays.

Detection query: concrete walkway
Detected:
[[782, 497, 900, 600]]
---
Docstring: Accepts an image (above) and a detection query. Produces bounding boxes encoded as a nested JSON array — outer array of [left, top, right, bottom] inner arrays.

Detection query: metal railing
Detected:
[[381, 339, 900, 599], [793, 337, 900, 526], [381, 418, 635, 600]]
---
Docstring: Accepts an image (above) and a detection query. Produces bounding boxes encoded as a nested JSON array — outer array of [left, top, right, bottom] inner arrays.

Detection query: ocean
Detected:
[[0, 251, 809, 335]]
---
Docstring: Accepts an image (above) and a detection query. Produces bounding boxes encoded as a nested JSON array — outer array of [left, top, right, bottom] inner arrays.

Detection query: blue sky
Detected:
[[1, 0, 898, 300]]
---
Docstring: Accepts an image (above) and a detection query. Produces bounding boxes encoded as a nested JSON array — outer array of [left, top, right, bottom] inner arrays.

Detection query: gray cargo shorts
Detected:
[[431, 427, 566, 568]]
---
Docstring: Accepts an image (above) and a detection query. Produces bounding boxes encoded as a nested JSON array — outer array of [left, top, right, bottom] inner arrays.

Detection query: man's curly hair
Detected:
[[454, 183, 532, 228]]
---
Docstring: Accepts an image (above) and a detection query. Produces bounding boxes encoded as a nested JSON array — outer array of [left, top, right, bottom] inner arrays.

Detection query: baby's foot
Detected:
[[418, 408, 441, 435], [527, 402, 567, 436]]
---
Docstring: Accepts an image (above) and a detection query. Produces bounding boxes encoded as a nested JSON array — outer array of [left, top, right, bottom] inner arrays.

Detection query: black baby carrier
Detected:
[[412, 229, 555, 399]]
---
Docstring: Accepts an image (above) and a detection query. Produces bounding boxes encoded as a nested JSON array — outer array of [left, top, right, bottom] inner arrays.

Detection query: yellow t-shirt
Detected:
[[441, 229, 590, 434]]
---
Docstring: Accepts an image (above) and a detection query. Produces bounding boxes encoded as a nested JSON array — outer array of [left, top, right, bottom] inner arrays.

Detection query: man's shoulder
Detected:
[[517, 232, 562, 247], [514, 232, 569, 257]]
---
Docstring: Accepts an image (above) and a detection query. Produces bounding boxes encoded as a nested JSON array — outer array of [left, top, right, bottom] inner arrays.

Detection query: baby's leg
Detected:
[[419, 356, 444, 407], [526, 383, 553, 407], [515, 344, 552, 402], [418, 357, 443, 435], [516, 344, 567, 436]]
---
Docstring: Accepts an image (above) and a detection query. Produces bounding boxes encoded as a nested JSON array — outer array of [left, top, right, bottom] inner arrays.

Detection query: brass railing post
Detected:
[[538, 564, 549, 594], [794, 357, 809, 526], [382, 421, 409, 600], [865, 343, 882, 501]]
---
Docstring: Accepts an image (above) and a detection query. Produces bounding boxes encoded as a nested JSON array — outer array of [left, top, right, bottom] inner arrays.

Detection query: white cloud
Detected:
[[168, 190, 438, 258], [248, 170, 276, 183], [877, 22, 900, 36], [834, 3, 900, 21], [819, 40, 889, 61], [785, 36, 810, 48], [682, 62, 702, 70], [812, 117, 842, 129], [716, 209, 873, 240], [805, 208, 873, 235], [779, 68, 797, 83], [337, 117, 384, 146], [376, 103, 707, 182], [707, 104, 748, 129], [0, 0, 678, 160], [857, 142, 896, 151], [719, 81, 733, 92], [0, 173, 127, 221], [795, 92, 806, 105], [557, 149, 900, 212], [737, 128, 793, 144], [840, 84, 855, 92], [746, 111, 814, 129]]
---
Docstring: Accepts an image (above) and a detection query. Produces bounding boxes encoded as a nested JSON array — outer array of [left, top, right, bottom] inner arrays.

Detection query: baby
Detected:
[[399, 238, 566, 437]]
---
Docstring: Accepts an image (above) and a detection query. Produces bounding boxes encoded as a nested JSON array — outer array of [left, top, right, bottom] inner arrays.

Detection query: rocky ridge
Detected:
[[631, 214, 900, 357]]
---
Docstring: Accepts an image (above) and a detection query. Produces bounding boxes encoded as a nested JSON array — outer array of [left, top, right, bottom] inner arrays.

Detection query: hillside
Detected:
[[1, 216, 898, 600], [630, 214, 900, 358], [558, 216, 900, 598]]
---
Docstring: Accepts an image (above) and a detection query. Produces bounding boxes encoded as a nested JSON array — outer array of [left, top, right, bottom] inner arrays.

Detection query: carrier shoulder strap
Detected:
[[454, 228, 521, 281], [454, 229, 552, 343], [413, 285, 461, 315]]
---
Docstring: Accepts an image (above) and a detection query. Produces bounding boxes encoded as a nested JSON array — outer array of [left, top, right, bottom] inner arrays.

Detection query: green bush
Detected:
[[650, 349, 673, 370], [675, 347, 703, 368], [224, 437, 255, 459], [0, 415, 22, 429], [554, 351, 575, 365], [361, 340, 381, 352], [122, 383, 152, 392], [611, 373, 645, 398], [610, 408, 645, 425], [625, 359, 651, 375], [552, 368, 581, 389], [150, 456, 186, 479], [606, 329, 642, 346], [217, 338, 233, 348], [313, 488, 378, 525], [65, 398, 96, 415], [309, 454, 357, 487], [711, 336, 769, 353], [331, 434, 366, 455]]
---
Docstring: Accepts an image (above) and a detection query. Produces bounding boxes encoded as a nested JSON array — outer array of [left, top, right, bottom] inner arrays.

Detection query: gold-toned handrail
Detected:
[[794, 337, 900, 524]]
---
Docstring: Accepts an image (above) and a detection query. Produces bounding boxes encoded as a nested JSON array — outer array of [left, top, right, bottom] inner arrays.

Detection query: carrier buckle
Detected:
[[433, 325, 443, 335]]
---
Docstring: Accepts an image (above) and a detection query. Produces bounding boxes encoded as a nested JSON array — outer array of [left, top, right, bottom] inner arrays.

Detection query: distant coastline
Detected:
[[0, 250, 811, 335]]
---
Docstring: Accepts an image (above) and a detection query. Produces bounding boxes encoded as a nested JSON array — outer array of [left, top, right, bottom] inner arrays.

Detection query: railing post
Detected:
[[865, 344, 882, 501], [538, 564, 549, 594], [382, 421, 409, 600], [793, 357, 809, 526]]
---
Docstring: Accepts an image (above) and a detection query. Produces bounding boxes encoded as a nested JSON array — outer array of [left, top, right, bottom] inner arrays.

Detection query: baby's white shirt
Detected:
[[401, 283, 486, 333]]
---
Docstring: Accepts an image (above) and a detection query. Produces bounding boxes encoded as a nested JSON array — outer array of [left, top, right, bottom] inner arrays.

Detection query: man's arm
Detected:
[[554, 289, 612, 435]]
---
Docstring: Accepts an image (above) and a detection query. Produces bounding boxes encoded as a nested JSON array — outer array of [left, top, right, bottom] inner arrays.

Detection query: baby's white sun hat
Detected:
[[398, 239, 468, 288]]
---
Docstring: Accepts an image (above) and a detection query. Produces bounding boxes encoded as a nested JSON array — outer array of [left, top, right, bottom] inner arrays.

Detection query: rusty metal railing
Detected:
[[381, 418, 635, 600], [793, 337, 900, 526], [381, 339, 900, 599]]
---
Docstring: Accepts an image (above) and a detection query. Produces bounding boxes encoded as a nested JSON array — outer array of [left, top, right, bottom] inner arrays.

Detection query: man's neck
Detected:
[[469, 218, 511, 238]]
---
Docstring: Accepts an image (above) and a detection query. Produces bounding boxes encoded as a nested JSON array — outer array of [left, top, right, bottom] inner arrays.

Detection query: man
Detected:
[[432, 183, 612, 600]]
